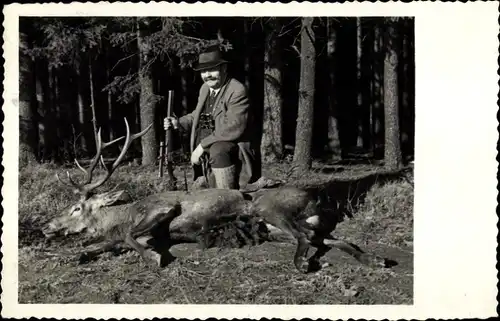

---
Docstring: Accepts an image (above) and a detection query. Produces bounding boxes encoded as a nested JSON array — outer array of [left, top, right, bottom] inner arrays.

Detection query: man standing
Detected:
[[164, 46, 257, 190]]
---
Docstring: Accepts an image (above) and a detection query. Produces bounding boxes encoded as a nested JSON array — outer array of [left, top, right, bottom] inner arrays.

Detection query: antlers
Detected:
[[57, 118, 153, 197]]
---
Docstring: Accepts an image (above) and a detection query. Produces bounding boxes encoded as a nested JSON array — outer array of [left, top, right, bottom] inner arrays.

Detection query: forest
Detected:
[[18, 16, 415, 175], [16, 16, 415, 304]]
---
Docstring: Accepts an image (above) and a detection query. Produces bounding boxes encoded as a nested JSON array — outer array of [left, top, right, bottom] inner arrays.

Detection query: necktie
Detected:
[[210, 90, 216, 106], [208, 90, 217, 114]]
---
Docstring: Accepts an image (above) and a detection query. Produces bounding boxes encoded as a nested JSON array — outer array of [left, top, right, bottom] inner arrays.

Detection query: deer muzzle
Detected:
[[42, 220, 86, 240], [42, 222, 61, 240]]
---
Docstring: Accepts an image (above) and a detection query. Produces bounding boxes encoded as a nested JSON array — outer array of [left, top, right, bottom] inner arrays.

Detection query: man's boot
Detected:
[[212, 165, 239, 189]]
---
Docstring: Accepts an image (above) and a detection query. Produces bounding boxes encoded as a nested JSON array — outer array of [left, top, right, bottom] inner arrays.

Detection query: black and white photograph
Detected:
[[16, 13, 415, 305], [2, 2, 498, 320]]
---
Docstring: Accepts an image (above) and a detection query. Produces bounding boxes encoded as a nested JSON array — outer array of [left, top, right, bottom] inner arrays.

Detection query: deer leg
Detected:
[[78, 240, 122, 264], [293, 235, 311, 273], [125, 207, 179, 267], [124, 234, 160, 267], [323, 235, 395, 268], [247, 216, 268, 245], [260, 218, 313, 273], [306, 242, 331, 273]]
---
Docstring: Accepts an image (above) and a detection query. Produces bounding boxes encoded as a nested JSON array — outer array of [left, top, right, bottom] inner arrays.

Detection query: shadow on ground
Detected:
[[291, 166, 413, 222]]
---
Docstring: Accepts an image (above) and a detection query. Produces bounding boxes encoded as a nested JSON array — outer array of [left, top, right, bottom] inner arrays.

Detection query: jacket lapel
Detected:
[[211, 78, 231, 118], [190, 78, 232, 151], [190, 86, 209, 151]]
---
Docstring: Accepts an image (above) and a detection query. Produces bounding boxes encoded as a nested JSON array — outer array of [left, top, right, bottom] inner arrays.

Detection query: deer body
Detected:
[[248, 187, 391, 272], [43, 118, 393, 273], [44, 187, 253, 266]]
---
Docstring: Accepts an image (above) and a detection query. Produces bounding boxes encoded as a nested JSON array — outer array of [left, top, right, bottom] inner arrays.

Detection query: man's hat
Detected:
[[193, 45, 229, 71]]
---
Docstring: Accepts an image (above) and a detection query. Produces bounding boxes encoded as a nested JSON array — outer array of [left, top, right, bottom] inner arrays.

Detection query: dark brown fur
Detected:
[[247, 186, 394, 272]]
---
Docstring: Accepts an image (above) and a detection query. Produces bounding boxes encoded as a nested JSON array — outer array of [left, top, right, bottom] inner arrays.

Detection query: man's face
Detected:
[[200, 65, 226, 89]]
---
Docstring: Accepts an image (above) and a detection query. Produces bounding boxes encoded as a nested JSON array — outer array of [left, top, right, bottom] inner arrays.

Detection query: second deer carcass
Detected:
[[43, 118, 393, 273]]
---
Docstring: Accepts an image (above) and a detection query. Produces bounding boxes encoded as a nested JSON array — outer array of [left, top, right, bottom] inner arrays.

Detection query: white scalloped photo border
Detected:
[[2, 1, 499, 320]]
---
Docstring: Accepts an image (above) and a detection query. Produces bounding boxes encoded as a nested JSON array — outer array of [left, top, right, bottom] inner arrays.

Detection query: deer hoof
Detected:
[[78, 252, 91, 265], [306, 257, 324, 273], [143, 250, 162, 268], [382, 258, 398, 268], [294, 257, 309, 274], [362, 254, 398, 268]]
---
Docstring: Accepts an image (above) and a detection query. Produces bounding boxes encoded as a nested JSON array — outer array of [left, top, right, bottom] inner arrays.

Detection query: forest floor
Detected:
[[17, 158, 414, 305]]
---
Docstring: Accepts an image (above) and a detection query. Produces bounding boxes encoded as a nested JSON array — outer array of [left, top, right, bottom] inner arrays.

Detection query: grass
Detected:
[[18, 160, 414, 305], [336, 177, 414, 248]]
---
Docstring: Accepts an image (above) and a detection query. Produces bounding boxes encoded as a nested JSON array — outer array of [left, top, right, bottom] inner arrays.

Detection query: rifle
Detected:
[[159, 90, 177, 190], [158, 144, 164, 178]]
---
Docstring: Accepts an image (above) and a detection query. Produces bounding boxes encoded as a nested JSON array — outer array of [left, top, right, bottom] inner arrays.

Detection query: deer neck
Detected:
[[93, 203, 135, 236]]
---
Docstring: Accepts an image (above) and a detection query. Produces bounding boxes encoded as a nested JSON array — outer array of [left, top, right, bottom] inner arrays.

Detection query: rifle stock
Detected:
[[158, 141, 164, 178], [165, 90, 177, 189]]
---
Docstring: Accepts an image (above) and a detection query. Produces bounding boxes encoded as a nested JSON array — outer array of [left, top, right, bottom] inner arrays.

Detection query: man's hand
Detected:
[[164, 116, 179, 130], [190, 144, 205, 165]]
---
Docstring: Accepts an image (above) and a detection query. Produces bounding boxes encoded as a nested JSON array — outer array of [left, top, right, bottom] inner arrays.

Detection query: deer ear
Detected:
[[96, 190, 132, 207]]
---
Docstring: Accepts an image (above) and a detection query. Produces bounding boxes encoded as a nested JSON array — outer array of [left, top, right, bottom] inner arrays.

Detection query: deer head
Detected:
[[42, 118, 153, 240]]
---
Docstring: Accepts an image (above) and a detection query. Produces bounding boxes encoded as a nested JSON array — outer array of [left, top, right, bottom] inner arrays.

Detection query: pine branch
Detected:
[[111, 53, 137, 72]]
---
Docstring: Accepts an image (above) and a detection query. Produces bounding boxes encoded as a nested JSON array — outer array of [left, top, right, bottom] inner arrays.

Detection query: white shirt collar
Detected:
[[210, 87, 221, 95], [209, 76, 228, 96]]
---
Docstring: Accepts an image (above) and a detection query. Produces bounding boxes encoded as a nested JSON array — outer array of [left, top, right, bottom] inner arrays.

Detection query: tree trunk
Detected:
[[53, 67, 65, 162], [75, 56, 88, 155], [137, 18, 158, 166], [261, 19, 284, 163], [105, 46, 114, 142], [181, 68, 189, 115], [326, 17, 341, 158], [372, 20, 384, 158], [47, 65, 58, 161], [293, 17, 316, 171], [243, 19, 251, 91], [383, 18, 403, 170], [400, 18, 414, 161], [35, 62, 47, 161], [89, 55, 98, 146], [356, 17, 364, 148], [19, 26, 38, 165], [360, 20, 372, 152], [60, 65, 75, 161]]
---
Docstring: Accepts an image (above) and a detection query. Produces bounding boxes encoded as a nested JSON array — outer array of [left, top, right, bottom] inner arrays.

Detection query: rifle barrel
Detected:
[[165, 90, 177, 186]]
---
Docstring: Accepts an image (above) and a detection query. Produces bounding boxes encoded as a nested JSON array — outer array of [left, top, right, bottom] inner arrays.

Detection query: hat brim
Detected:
[[193, 60, 228, 71]]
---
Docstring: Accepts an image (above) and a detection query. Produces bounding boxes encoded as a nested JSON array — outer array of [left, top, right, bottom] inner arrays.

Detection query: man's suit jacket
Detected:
[[178, 77, 257, 185]]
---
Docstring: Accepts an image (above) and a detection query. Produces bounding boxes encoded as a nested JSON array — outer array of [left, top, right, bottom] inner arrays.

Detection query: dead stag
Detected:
[[43, 118, 395, 273]]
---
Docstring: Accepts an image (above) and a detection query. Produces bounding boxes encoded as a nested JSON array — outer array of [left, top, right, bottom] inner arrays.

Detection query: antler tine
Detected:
[[80, 128, 126, 182], [130, 121, 154, 140], [56, 125, 132, 197], [74, 158, 86, 175], [110, 118, 153, 171], [68, 128, 104, 190], [102, 135, 126, 149], [83, 128, 104, 184], [55, 172, 84, 195], [55, 172, 75, 189], [110, 117, 132, 170], [65, 171, 81, 187], [79, 118, 153, 193], [99, 155, 107, 169]]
